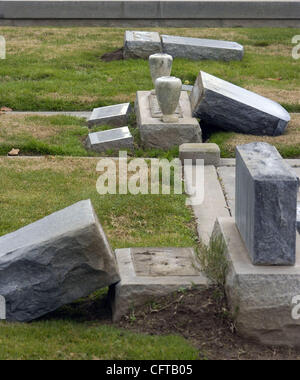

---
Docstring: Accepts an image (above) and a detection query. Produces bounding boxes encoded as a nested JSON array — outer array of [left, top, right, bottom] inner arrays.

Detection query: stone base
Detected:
[[179, 143, 220, 166], [135, 91, 202, 150], [111, 247, 208, 322], [213, 217, 300, 348]]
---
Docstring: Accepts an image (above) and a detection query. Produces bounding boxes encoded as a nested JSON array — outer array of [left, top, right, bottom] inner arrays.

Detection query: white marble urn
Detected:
[[149, 53, 173, 93], [155, 76, 182, 123]]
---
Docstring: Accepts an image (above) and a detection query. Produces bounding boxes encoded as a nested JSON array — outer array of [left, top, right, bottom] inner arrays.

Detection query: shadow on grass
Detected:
[[39, 288, 112, 323]]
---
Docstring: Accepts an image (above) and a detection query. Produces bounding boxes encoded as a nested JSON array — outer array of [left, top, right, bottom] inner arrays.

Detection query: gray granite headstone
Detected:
[[235, 142, 298, 266], [162, 35, 244, 61], [86, 126, 134, 153], [124, 31, 162, 59], [191, 71, 290, 136], [0, 200, 120, 322], [88, 103, 131, 128]]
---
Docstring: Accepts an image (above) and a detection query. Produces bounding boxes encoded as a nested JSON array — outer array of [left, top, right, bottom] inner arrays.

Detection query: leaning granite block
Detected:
[[162, 35, 244, 61], [124, 31, 162, 59], [135, 91, 202, 150], [236, 142, 298, 266], [213, 217, 300, 348], [0, 200, 120, 322], [111, 247, 208, 322], [179, 143, 220, 166], [191, 71, 290, 136], [88, 103, 131, 128], [86, 127, 134, 153]]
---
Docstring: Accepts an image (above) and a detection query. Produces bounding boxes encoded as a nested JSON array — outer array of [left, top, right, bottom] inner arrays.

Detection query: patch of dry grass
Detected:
[[209, 113, 300, 158], [0, 114, 58, 140], [0, 26, 299, 112], [246, 86, 300, 106]]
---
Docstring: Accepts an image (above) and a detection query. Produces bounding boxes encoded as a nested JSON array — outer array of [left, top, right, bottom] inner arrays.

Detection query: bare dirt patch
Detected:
[[47, 286, 300, 360], [119, 287, 300, 360], [101, 48, 124, 62]]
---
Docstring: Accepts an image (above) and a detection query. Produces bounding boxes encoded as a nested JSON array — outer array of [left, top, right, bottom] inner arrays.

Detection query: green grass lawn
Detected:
[[0, 321, 198, 360], [0, 26, 300, 158], [0, 27, 299, 112], [0, 157, 196, 247], [0, 26, 299, 359], [0, 157, 199, 359], [0, 113, 180, 159]]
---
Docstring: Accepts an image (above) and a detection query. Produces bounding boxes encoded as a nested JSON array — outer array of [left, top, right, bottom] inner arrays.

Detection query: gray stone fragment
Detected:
[[213, 217, 300, 348], [297, 202, 300, 234], [124, 31, 162, 59], [236, 142, 298, 266], [162, 35, 244, 61], [179, 143, 220, 166], [111, 247, 208, 322], [86, 127, 134, 153], [0, 200, 120, 322], [88, 103, 131, 128], [191, 71, 291, 136], [136, 90, 202, 150]]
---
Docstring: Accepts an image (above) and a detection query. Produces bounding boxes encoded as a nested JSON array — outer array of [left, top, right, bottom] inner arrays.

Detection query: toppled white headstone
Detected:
[[191, 71, 291, 136], [124, 31, 162, 59], [0, 200, 120, 322], [162, 35, 244, 61]]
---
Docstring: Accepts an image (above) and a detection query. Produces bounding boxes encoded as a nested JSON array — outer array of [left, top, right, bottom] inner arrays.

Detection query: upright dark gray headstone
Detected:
[[235, 142, 298, 265], [191, 71, 290, 136], [0, 200, 120, 322]]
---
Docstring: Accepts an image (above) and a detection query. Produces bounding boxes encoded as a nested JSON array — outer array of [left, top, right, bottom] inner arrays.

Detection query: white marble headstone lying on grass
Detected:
[[0, 200, 120, 322], [88, 103, 131, 128], [161, 35, 244, 61], [86, 127, 134, 153], [123, 31, 162, 59]]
